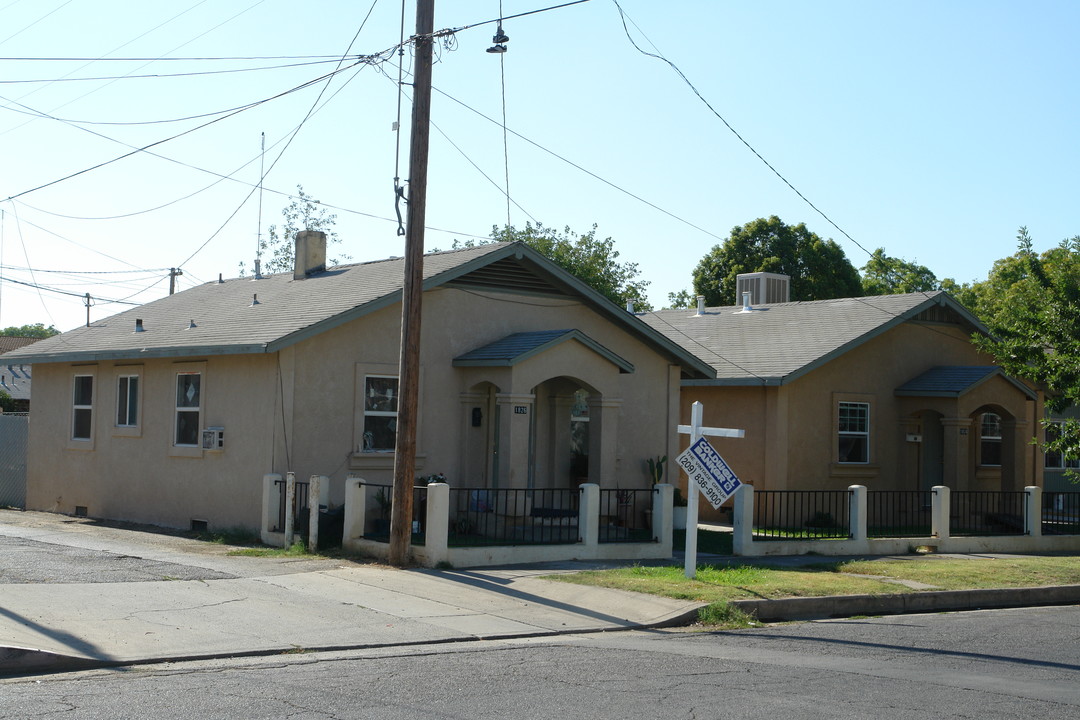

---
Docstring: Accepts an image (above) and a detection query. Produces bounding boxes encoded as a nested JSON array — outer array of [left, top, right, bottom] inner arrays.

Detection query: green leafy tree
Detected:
[[1, 323, 58, 338], [861, 248, 941, 295], [458, 222, 652, 310], [969, 227, 1080, 472], [666, 289, 693, 309], [691, 216, 862, 305], [0, 389, 15, 412], [241, 185, 349, 275]]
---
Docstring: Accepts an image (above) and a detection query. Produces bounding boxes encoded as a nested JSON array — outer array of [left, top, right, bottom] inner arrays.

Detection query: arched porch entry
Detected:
[[453, 329, 632, 490], [896, 366, 1037, 492]]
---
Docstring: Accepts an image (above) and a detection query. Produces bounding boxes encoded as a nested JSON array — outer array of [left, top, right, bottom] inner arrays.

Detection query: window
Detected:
[[362, 376, 398, 452], [175, 372, 201, 446], [980, 413, 1002, 466], [72, 375, 94, 440], [838, 401, 869, 464], [1044, 421, 1080, 470], [116, 375, 139, 427]]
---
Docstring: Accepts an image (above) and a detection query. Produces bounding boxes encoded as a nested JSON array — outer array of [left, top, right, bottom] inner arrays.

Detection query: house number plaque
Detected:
[[514, 406, 528, 415]]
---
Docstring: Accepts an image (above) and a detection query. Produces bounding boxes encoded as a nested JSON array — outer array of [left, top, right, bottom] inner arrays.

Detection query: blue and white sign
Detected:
[[676, 436, 742, 509]]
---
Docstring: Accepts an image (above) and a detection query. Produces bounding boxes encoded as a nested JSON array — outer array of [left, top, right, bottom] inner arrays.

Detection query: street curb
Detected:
[[728, 585, 1080, 622], [0, 608, 706, 678]]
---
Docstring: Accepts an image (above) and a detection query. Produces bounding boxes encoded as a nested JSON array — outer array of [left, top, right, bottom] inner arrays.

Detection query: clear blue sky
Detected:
[[1, 0, 1077, 332]]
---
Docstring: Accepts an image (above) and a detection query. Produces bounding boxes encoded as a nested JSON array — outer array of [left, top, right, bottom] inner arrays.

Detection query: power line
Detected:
[[610, 0, 873, 260], [0, 57, 354, 85]]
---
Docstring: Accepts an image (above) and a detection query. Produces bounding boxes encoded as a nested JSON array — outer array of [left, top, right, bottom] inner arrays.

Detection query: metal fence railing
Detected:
[[752, 490, 851, 540], [448, 487, 580, 547], [1042, 492, 1080, 536], [598, 487, 656, 543], [950, 491, 1027, 536], [867, 490, 932, 538], [274, 478, 310, 535]]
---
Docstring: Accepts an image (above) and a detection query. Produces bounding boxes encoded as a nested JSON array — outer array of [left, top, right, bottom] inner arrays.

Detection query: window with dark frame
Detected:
[[72, 375, 93, 440], [117, 375, 139, 427], [1044, 421, 1079, 470], [362, 376, 398, 452], [838, 401, 869, 464], [980, 412, 1002, 466], [175, 372, 201, 446]]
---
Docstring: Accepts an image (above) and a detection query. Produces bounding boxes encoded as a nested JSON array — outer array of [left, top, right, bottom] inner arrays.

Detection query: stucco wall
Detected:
[[26, 285, 682, 532], [27, 355, 277, 530], [679, 319, 1041, 519]]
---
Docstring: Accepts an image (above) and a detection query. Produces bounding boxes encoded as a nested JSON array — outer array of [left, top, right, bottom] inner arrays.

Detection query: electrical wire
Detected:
[[0, 57, 355, 85], [611, 0, 873, 260]]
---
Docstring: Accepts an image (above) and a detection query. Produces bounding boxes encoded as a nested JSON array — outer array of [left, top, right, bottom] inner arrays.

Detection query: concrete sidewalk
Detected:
[[0, 510, 703, 675]]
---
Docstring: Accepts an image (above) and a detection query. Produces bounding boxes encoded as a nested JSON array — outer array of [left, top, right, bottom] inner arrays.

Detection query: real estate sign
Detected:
[[676, 436, 741, 509]]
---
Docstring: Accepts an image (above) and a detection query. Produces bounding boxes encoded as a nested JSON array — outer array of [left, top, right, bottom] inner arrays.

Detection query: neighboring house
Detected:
[[1042, 406, 1080, 494], [640, 281, 1043, 519], [0, 336, 39, 413], [1, 237, 712, 532]]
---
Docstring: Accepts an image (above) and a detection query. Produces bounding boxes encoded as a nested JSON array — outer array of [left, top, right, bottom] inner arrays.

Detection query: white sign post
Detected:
[[676, 401, 744, 579]]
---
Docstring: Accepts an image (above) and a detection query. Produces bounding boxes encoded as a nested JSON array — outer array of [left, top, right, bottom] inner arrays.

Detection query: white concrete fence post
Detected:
[[261, 473, 282, 546], [343, 475, 365, 543], [1025, 485, 1042, 537], [425, 482, 450, 565], [580, 483, 600, 547], [732, 484, 754, 555], [932, 485, 950, 540], [849, 485, 867, 542], [284, 471, 296, 547]]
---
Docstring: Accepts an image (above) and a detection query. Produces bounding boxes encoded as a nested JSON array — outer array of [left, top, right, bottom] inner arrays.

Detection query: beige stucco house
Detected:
[[4, 238, 712, 532], [641, 287, 1043, 520]]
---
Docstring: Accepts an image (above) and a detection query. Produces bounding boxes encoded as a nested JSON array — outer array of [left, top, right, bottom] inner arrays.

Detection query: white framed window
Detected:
[[838, 401, 869, 464], [72, 374, 94, 441], [1044, 421, 1080, 470], [980, 412, 1002, 467], [116, 375, 139, 427], [362, 375, 398, 452], [175, 371, 201, 446]]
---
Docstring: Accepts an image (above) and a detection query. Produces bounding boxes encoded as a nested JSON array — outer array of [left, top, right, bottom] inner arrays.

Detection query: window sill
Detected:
[[112, 426, 142, 439], [830, 463, 880, 479], [169, 445, 204, 459], [349, 452, 426, 472]]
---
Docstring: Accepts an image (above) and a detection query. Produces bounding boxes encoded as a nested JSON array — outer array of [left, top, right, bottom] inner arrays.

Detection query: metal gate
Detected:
[[0, 413, 28, 508]]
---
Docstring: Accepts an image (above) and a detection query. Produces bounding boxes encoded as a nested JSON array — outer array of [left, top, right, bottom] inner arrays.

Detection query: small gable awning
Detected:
[[453, 329, 634, 373], [895, 366, 1036, 400]]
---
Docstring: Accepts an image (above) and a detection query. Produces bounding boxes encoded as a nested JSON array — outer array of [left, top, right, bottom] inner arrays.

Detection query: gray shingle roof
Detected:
[[0, 243, 511, 364], [1, 242, 714, 378], [453, 329, 634, 373], [896, 365, 1037, 399], [640, 291, 989, 386]]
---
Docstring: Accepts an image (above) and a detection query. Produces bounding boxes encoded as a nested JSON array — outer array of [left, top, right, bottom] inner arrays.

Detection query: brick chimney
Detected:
[[294, 231, 327, 279]]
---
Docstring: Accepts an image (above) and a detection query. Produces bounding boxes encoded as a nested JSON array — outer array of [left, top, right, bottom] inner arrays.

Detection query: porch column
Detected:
[[587, 397, 623, 488], [1000, 418, 1029, 491], [495, 392, 535, 488], [940, 417, 973, 490]]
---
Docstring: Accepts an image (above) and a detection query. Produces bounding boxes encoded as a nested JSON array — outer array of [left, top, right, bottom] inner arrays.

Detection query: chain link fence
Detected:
[[0, 413, 28, 508]]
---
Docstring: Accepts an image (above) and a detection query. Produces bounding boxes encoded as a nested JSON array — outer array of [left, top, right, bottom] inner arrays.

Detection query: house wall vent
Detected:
[[735, 272, 790, 305]]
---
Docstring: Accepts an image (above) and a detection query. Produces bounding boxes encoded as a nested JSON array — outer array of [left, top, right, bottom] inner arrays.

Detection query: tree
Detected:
[[691, 216, 862, 305], [968, 228, 1080, 472], [861, 248, 941, 295], [241, 185, 349, 275], [459, 222, 652, 310], [666, 289, 694, 309], [1, 323, 58, 338]]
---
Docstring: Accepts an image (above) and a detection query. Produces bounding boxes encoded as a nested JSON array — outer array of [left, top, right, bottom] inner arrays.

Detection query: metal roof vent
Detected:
[[250, 294, 260, 307], [134, 318, 145, 333], [218, 273, 224, 284], [626, 300, 634, 313], [187, 319, 197, 329], [695, 295, 705, 317], [736, 291, 754, 314]]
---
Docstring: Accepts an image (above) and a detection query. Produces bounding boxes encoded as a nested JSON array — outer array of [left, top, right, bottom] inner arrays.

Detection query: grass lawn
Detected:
[[548, 553, 1080, 629]]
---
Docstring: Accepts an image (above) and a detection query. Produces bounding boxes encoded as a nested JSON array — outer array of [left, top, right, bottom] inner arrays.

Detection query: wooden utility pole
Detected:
[[168, 267, 183, 295], [389, 0, 435, 567]]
